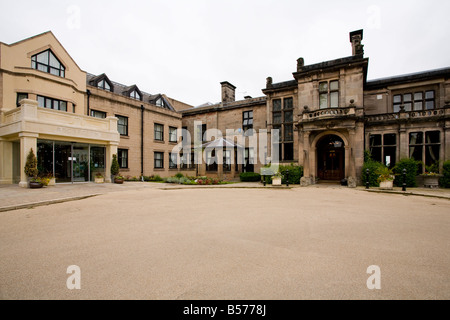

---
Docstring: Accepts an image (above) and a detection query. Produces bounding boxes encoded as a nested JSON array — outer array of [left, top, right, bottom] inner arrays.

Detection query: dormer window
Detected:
[[31, 49, 65, 77], [156, 98, 164, 107], [130, 90, 141, 101], [97, 79, 111, 91]]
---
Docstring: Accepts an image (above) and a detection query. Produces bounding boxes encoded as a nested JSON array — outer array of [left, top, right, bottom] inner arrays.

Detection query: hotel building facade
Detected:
[[0, 30, 449, 187]]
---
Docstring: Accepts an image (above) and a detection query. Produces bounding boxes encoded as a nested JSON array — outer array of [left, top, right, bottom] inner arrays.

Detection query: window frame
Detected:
[[243, 110, 254, 132], [31, 49, 65, 77], [169, 126, 178, 143], [393, 89, 436, 113], [116, 115, 129, 136], [319, 80, 339, 109], [90, 109, 107, 119], [154, 123, 164, 141], [169, 152, 178, 169], [272, 97, 294, 161], [409, 130, 441, 172], [369, 133, 397, 168], [16, 92, 28, 107], [37, 95, 68, 112], [154, 152, 164, 169], [118, 149, 129, 169]]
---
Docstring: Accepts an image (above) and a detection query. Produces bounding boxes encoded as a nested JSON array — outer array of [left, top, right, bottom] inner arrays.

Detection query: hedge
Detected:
[[393, 158, 419, 187], [361, 160, 384, 187], [279, 164, 303, 184], [440, 160, 450, 188], [239, 172, 261, 182]]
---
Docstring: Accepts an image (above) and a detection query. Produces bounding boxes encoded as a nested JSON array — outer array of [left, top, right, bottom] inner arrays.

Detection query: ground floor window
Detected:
[[169, 152, 177, 169], [409, 131, 440, 172], [118, 149, 128, 169], [37, 140, 105, 183], [206, 150, 218, 171], [180, 151, 194, 169], [154, 152, 164, 169], [223, 150, 231, 172], [369, 133, 397, 168]]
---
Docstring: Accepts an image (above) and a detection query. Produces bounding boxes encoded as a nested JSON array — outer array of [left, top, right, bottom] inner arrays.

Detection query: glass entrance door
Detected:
[[54, 142, 72, 183], [72, 144, 89, 182]]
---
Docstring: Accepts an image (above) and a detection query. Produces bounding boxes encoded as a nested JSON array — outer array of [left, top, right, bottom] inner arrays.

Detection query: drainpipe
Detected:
[[141, 104, 144, 179], [86, 89, 91, 116]]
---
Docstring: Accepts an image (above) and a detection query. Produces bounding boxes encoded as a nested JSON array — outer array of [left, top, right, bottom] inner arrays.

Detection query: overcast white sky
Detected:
[[1, 0, 449, 106]]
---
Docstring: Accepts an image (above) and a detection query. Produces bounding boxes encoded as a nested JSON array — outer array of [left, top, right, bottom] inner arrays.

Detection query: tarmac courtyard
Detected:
[[0, 182, 449, 300]]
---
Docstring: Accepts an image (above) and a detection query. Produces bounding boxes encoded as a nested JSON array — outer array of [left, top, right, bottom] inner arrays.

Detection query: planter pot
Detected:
[[95, 177, 104, 184], [272, 177, 282, 186], [29, 181, 43, 189], [379, 180, 393, 190], [48, 178, 56, 186], [114, 178, 124, 184], [422, 175, 442, 188]]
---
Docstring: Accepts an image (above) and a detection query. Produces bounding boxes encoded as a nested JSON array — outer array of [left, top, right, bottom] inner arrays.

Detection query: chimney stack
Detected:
[[220, 81, 236, 103], [349, 29, 364, 56]]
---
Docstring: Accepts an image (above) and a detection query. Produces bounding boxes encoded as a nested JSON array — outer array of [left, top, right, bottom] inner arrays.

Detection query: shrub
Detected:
[[393, 158, 420, 187], [239, 172, 261, 182], [440, 160, 450, 188], [361, 160, 384, 187], [152, 175, 164, 182], [24, 148, 39, 178], [175, 173, 184, 179], [111, 154, 120, 176], [279, 164, 303, 184]]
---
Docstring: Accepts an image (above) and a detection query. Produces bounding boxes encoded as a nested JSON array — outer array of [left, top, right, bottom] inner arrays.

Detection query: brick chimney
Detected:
[[349, 29, 364, 56], [220, 81, 236, 103]]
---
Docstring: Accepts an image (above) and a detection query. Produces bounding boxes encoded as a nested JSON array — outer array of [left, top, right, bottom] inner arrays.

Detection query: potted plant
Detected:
[[24, 148, 39, 188], [376, 166, 395, 190], [271, 171, 283, 186], [47, 173, 56, 186], [421, 162, 442, 188], [114, 174, 124, 184], [94, 172, 104, 183]]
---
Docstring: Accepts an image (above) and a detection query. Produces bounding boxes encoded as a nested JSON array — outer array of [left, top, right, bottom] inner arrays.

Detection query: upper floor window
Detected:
[[243, 111, 253, 132], [156, 98, 164, 107], [31, 50, 65, 77], [129, 90, 141, 101], [116, 115, 128, 136], [16, 92, 28, 107], [97, 79, 111, 91], [91, 109, 107, 119], [154, 123, 164, 141], [37, 95, 67, 112], [319, 80, 339, 109], [169, 126, 178, 143], [393, 90, 435, 113]]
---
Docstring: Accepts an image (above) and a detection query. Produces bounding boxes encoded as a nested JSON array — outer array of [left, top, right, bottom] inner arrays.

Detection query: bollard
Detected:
[[402, 168, 406, 191], [286, 170, 289, 187], [366, 168, 369, 189], [263, 176, 266, 186]]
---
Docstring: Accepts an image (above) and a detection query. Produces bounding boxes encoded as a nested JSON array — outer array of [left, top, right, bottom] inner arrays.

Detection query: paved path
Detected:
[[0, 182, 449, 300], [1, 182, 449, 212]]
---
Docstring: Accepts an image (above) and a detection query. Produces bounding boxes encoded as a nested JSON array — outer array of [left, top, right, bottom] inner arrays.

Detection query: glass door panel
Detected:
[[55, 142, 72, 183], [72, 144, 89, 182]]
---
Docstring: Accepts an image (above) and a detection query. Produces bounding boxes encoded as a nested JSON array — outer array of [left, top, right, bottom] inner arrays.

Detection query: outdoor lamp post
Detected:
[[286, 170, 289, 187]]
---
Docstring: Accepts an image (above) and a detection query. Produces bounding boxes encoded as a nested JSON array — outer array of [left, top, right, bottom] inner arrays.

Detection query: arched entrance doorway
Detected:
[[317, 134, 345, 181]]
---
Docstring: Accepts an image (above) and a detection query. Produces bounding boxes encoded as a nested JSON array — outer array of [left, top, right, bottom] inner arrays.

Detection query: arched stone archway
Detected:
[[316, 135, 345, 181]]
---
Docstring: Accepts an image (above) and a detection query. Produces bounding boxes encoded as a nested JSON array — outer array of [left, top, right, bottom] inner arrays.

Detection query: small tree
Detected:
[[440, 160, 450, 188], [111, 154, 120, 176], [393, 158, 419, 187], [24, 148, 39, 178]]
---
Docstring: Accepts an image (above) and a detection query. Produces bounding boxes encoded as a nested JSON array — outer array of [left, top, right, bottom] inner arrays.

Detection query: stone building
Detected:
[[1, 30, 449, 187], [0, 31, 188, 185]]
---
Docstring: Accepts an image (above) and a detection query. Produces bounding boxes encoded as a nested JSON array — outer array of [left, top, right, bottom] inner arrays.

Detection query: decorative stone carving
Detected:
[[297, 57, 304, 71], [266, 77, 273, 88]]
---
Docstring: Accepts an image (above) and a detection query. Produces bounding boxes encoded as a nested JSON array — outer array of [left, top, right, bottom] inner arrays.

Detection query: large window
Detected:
[[409, 131, 440, 172], [169, 127, 178, 143], [90, 109, 106, 119], [319, 80, 339, 109], [196, 124, 207, 142], [223, 150, 231, 172], [272, 97, 294, 161], [37, 95, 67, 111], [206, 150, 217, 171], [393, 90, 435, 113], [118, 149, 128, 169], [369, 133, 397, 168], [116, 115, 128, 136], [180, 151, 194, 169], [154, 152, 164, 169], [31, 50, 65, 77], [243, 111, 253, 132], [154, 123, 164, 141]]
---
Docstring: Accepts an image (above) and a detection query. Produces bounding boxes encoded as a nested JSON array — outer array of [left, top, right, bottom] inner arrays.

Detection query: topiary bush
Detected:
[[111, 154, 120, 176], [440, 160, 450, 188], [393, 158, 420, 187], [239, 172, 261, 182], [24, 148, 39, 178], [361, 160, 384, 187]]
